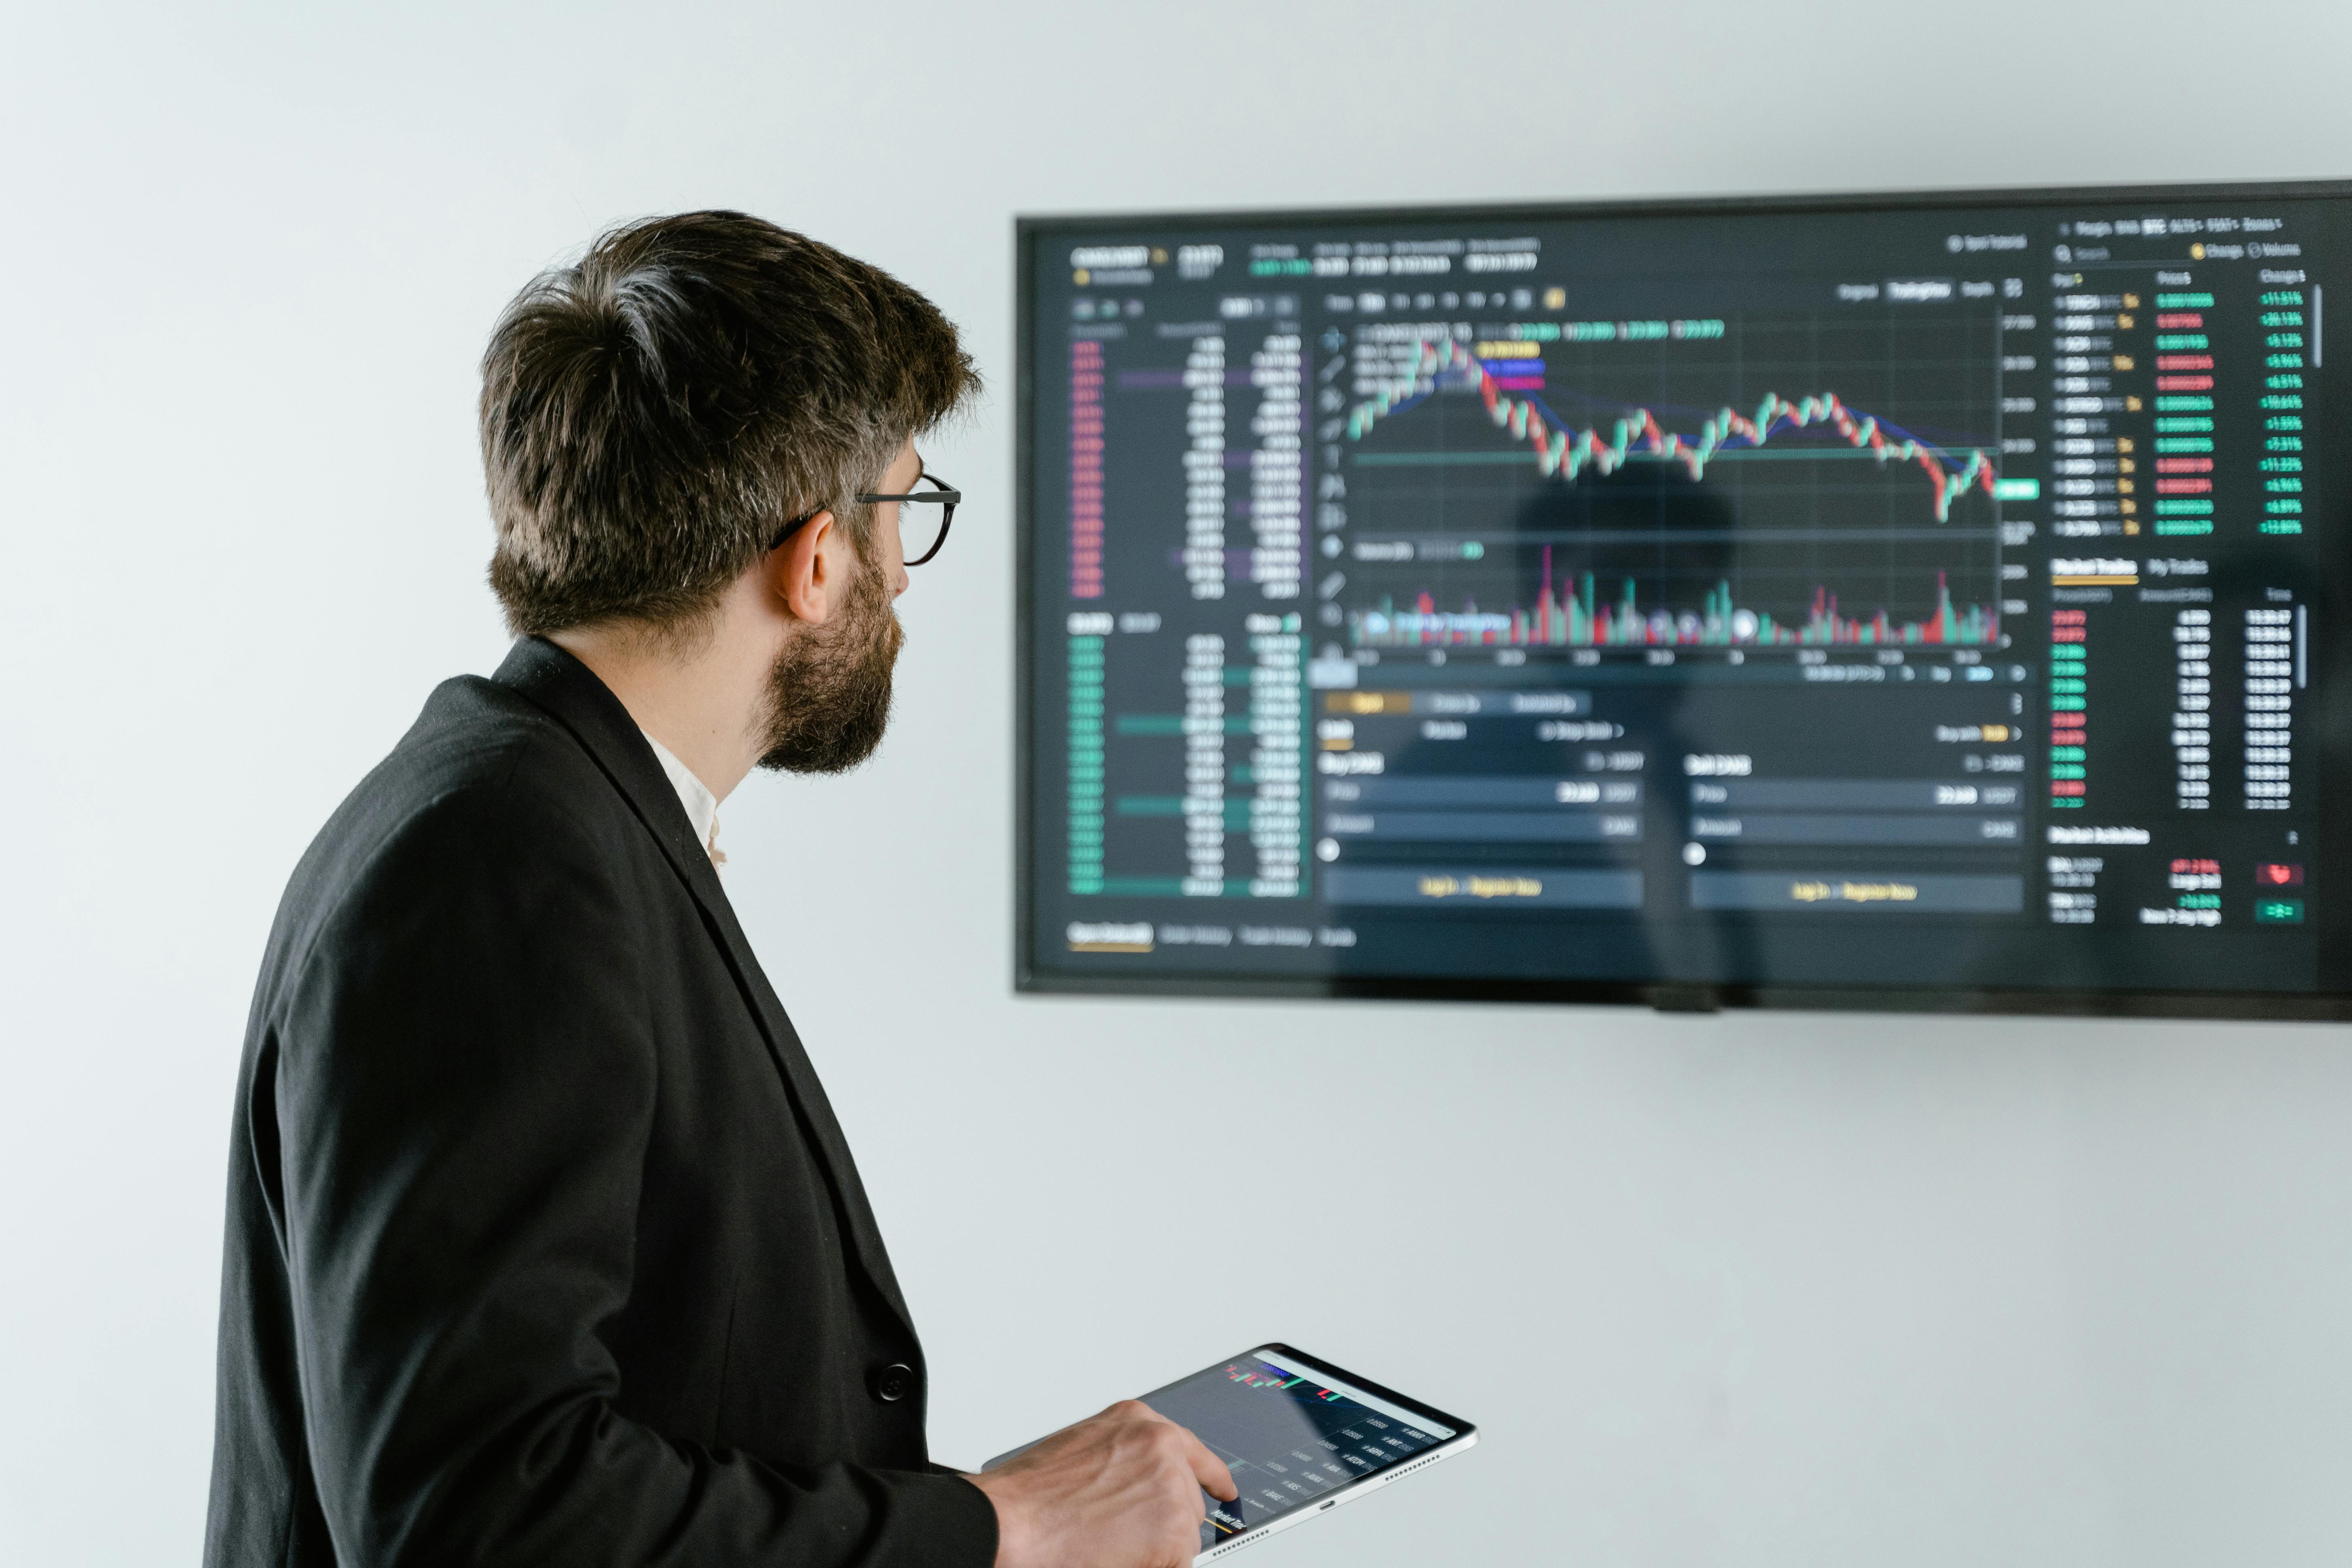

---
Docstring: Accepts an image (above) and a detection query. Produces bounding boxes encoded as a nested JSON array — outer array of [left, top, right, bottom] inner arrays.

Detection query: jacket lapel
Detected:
[[489, 636, 915, 1335]]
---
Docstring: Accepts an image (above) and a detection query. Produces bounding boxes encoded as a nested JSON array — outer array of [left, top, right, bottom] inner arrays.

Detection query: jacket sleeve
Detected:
[[270, 778, 998, 1568]]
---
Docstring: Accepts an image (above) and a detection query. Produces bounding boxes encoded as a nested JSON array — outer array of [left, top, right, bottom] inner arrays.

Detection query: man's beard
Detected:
[[755, 554, 904, 775]]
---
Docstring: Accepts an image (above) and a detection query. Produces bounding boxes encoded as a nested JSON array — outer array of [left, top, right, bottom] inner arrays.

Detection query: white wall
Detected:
[[5, 2, 2351, 1562]]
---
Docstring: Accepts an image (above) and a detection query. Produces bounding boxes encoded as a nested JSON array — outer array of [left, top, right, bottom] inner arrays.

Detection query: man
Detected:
[[205, 212, 1235, 1568]]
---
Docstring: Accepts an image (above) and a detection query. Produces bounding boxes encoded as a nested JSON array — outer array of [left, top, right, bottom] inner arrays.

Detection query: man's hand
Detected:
[[967, 1400, 1238, 1568]]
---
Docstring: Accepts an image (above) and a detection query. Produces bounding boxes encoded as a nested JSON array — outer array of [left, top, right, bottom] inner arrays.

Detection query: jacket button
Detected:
[[869, 1363, 917, 1403]]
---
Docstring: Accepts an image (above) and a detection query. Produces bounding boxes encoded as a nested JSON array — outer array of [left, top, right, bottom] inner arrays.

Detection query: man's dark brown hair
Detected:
[[481, 210, 980, 635]]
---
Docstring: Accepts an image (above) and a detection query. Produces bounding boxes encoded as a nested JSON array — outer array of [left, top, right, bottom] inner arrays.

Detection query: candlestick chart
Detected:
[[1330, 310, 2008, 652]]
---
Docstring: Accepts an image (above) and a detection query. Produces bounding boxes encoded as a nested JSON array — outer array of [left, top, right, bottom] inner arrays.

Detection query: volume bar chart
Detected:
[[1353, 549, 1999, 648]]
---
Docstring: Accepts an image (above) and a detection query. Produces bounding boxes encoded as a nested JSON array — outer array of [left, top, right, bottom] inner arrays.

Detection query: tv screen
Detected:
[[1014, 182, 2352, 1016]]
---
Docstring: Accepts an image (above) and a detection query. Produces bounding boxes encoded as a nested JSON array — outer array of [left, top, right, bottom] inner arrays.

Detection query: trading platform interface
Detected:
[[1020, 187, 2352, 1009], [1140, 1354, 1456, 1552]]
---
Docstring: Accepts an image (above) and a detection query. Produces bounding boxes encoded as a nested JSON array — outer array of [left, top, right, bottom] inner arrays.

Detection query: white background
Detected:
[[5, 3, 2352, 1563]]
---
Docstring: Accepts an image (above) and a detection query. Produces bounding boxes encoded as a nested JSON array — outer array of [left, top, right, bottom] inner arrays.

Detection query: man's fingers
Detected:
[[1100, 1399, 1234, 1499], [1178, 1427, 1238, 1500]]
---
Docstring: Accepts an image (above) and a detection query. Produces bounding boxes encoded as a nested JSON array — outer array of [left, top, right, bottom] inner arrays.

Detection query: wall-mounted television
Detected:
[[1015, 182, 2351, 1017]]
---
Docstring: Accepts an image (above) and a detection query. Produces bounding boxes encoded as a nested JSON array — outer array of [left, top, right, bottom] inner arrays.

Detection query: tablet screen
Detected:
[[1140, 1349, 1459, 1549]]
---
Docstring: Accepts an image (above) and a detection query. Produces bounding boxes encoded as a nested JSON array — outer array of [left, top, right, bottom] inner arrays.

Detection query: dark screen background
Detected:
[[1019, 188, 2352, 1008]]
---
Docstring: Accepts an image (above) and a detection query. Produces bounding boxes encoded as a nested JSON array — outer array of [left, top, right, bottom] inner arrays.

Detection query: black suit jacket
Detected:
[[205, 637, 996, 1568]]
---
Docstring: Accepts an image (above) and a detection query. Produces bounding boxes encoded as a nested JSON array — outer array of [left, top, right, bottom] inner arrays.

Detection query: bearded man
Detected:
[[205, 212, 1231, 1568]]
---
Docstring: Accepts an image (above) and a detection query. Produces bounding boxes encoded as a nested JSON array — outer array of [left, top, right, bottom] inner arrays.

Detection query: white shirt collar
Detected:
[[640, 730, 724, 868]]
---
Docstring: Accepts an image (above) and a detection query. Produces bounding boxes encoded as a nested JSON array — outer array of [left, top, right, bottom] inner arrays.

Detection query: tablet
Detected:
[[986, 1344, 1476, 1563]]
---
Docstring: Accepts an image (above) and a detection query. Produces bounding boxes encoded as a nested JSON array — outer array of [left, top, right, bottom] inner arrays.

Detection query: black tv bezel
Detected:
[[1013, 179, 2352, 1020]]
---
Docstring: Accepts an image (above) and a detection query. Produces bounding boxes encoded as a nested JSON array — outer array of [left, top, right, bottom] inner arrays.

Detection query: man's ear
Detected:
[[770, 511, 840, 624]]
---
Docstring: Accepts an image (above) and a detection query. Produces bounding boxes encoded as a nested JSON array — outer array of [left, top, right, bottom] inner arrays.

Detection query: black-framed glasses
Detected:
[[767, 472, 961, 565]]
